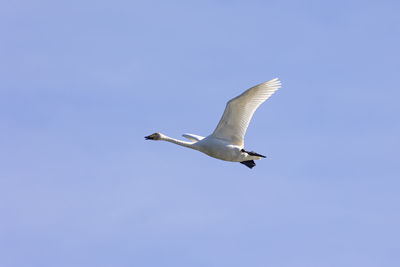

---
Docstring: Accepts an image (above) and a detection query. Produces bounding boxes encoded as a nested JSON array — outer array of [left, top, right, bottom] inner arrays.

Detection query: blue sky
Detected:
[[1, 0, 399, 266]]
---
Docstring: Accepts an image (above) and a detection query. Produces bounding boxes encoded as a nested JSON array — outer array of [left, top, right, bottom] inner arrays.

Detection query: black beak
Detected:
[[145, 135, 153, 140]]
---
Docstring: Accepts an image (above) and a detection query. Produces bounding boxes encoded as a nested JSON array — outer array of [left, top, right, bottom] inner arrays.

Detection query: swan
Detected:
[[145, 78, 281, 168]]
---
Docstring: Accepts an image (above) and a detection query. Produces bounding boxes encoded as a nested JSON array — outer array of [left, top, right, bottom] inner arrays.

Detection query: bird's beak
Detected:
[[145, 135, 153, 140]]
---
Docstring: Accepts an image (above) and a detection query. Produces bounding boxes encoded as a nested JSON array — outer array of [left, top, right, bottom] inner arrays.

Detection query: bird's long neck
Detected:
[[161, 135, 195, 149]]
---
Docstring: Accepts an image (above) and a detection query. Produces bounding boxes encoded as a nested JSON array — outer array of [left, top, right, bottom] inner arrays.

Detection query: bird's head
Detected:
[[145, 132, 163, 140]]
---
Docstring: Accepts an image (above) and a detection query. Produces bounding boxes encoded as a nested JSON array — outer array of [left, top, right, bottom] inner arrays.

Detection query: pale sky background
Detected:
[[1, 0, 399, 266]]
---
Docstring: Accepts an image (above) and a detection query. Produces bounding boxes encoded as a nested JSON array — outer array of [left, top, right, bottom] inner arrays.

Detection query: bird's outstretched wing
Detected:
[[211, 78, 281, 147], [182, 133, 205, 142]]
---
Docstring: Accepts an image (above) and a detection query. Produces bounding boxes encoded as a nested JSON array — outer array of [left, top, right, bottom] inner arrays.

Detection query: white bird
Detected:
[[145, 78, 281, 168]]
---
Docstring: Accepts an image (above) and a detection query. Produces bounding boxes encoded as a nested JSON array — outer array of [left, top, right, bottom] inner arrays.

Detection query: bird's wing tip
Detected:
[[267, 77, 282, 89]]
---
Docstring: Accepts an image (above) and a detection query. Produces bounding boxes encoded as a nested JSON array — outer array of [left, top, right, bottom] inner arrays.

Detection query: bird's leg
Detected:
[[241, 149, 266, 158], [240, 160, 256, 168]]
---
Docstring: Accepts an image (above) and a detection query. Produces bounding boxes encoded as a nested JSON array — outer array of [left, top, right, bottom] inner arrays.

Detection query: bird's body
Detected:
[[145, 78, 281, 168], [192, 136, 252, 162]]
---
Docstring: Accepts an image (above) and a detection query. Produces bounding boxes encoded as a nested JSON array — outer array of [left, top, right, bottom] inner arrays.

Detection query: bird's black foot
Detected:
[[241, 149, 266, 158], [240, 160, 256, 169]]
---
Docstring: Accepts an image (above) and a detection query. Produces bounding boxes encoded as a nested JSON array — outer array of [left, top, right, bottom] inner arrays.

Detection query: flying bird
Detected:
[[145, 78, 281, 168]]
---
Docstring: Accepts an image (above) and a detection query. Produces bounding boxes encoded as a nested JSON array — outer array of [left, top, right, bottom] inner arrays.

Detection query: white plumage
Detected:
[[182, 133, 205, 142], [212, 78, 281, 147], [145, 78, 281, 168]]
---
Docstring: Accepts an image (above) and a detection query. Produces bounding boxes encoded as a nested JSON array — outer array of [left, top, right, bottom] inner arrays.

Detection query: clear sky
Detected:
[[1, 0, 399, 266]]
